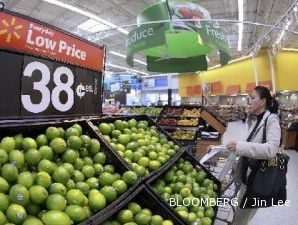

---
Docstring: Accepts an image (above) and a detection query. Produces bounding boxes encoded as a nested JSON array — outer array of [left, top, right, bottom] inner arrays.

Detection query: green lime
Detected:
[[49, 183, 67, 196], [1, 164, 18, 183], [39, 146, 54, 161], [73, 170, 85, 183], [138, 157, 150, 168], [122, 171, 138, 185], [135, 212, 152, 225], [117, 209, 133, 223], [112, 180, 127, 195], [62, 163, 75, 177], [25, 203, 41, 216], [9, 150, 25, 169], [201, 217, 212, 225], [36, 134, 48, 147], [0, 149, 8, 164], [99, 123, 111, 135], [66, 189, 85, 206], [25, 149, 41, 166], [62, 149, 79, 164], [67, 136, 82, 150], [86, 177, 99, 190], [46, 127, 60, 141], [46, 194, 66, 211], [82, 165, 95, 178], [100, 186, 117, 203], [93, 152, 106, 164], [88, 190, 106, 212], [23, 217, 43, 225], [65, 128, 80, 139], [162, 220, 173, 225], [53, 167, 70, 184], [14, 134, 23, 150], [35, 172, 52, 189], [81, 135, 91, 148], [65, 205, 86, 223], [151, 215, 163, 225], [118, 134, 130, 145], [29, 186, 48, 205], [42, 210, 72, 225], [72, 124, 82, 135], [83, 156, 93, 166], [149, 160, 161, 171], [104, 165, 115, 173], [99, 172, 115, 186], [188, 212, 197, 223], [50, 138, 67, 154], [6, 204, 27, 225], [21, 138, 37, 152], [128, 119, 137, 128], [38, 159, 55, 174], [65, 179, 75, 191], [0, 193, 9, 212], [57, 127, 65, 138], [76, 182, 90, 196], [94, 163, 104, 175], [88, 139, 100, 155], [0, 177, 9, 193], [127, 202, 141, 215], [17, 172, 34, 189], [74, 158, 85, 170], [0, 137, 15, 153]]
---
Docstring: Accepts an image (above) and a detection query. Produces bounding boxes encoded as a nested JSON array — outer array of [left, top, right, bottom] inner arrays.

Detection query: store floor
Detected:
[[215, 149, 298, 225]]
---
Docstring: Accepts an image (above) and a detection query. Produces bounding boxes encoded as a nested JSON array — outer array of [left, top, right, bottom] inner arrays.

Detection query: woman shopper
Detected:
[[226, 86, 281, 225]]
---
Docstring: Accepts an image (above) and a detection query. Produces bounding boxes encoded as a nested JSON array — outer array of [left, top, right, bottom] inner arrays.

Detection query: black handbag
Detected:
[[240, 115, 289, 209]]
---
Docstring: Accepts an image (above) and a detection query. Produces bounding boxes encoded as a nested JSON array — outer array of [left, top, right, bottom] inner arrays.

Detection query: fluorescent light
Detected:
[[238, 0, 244, 51], [282, 48, 298, 52], [206, 57, 210, 62], [106, 63, 148, 75], [43, 0, 128, 35], [228, 55, 251, 64], [78, 19, 110, 33], [109, 51, 147, 65]]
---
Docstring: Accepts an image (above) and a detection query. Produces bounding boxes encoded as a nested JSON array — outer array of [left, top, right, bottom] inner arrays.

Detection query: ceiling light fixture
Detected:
[[282, 48, 298, 52], [238, 0, 244, 51], [109, 51, 147, 65], [43, 0, 128, 35], [106, 63, 148, 75]]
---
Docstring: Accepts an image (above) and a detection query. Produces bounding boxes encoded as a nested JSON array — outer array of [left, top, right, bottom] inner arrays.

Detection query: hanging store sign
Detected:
[[0, 10, 104, 119]]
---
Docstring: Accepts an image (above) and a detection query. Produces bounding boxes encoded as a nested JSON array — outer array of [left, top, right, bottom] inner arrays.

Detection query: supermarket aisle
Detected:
[[249, 149, 298, 225]]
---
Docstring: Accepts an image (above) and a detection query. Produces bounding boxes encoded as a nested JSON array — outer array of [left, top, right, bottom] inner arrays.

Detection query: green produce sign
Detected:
[[126, 0, 231, 73]]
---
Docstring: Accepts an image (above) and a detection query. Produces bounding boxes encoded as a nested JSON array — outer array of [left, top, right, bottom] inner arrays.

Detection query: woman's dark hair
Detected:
[[254, 86, 279, 114]]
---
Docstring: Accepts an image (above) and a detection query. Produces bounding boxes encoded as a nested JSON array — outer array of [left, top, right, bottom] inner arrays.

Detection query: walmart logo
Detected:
[[0, 17, 23, 43]]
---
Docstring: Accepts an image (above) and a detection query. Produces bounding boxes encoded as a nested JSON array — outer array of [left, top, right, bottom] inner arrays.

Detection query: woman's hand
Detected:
[[226, 141, 237, 151]]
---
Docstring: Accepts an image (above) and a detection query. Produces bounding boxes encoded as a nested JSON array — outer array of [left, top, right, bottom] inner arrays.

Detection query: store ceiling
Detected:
[[2, 0, 298, 75]]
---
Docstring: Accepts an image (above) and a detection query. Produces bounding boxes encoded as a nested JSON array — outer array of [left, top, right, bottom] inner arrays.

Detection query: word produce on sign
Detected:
[[0, 10, 104, 118], [0, 11, 104, 71]]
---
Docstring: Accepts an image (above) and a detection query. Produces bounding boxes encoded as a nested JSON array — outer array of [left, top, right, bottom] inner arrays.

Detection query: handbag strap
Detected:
[[242, 115, 269, 184]]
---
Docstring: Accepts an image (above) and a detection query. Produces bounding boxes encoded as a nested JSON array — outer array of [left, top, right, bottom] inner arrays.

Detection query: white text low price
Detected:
[[26, 30, 86, 61]]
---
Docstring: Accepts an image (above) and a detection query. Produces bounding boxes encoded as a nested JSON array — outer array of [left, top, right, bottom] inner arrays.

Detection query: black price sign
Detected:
[[0, 52, 102, 119]]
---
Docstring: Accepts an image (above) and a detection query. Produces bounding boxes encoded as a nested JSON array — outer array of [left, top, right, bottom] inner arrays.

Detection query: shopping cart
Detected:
[[187, 145, 242, 225]]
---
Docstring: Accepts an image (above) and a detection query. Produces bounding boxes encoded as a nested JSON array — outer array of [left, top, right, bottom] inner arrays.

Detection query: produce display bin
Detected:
[[0, 119, 141, 225], [146, 148, 221, 225], [88, 115, 183, 181], [92, 185, 185, 224]]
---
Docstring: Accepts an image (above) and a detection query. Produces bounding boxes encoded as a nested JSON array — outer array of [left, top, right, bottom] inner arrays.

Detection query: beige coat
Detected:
[[233, 111, 282, 225], [236, 110, 281, 160]]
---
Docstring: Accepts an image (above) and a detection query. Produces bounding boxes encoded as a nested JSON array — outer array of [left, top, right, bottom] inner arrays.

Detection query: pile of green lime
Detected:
[[98, 119, 180, 177], [0, 123, 137, 225], [103, 201, 174, 225], [153, 158, 218, 225]]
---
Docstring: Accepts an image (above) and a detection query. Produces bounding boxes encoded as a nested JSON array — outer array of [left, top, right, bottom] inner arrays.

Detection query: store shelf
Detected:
[[159, 114, 200, 118]]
